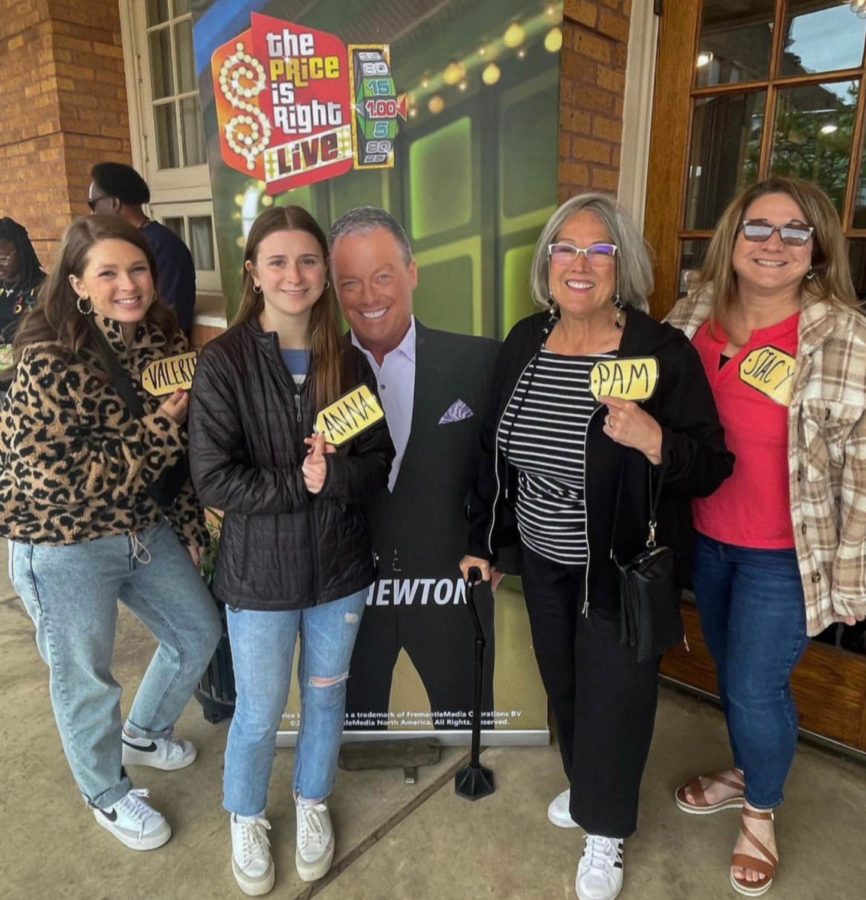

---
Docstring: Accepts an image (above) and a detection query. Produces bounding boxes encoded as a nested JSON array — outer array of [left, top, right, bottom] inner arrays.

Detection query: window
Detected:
[[120, 0, 221, 295]]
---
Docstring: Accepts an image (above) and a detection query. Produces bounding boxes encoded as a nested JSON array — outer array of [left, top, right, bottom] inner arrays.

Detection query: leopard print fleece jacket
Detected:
[[0, 315, 207, 548]]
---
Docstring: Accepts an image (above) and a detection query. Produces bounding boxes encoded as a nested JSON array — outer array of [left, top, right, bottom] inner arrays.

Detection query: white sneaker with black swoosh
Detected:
[[122, 731, 197, 770], [93, 788, 171, 850]]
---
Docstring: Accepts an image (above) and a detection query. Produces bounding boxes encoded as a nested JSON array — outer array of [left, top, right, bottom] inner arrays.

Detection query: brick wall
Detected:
[[0, 0, 130, 269], [559, 0, 631, 201]]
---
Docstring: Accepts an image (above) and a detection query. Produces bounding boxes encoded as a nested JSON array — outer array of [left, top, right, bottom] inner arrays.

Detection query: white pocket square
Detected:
[[439, 399, 474, 424]]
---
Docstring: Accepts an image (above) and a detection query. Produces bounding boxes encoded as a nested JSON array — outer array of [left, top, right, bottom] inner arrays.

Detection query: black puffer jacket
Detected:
[[189, 319, 395, 610]]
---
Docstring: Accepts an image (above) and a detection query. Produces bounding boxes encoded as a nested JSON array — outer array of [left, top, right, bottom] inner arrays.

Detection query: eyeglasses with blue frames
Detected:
[[739, 219, 814, 246], [547, 242, 618, 265]]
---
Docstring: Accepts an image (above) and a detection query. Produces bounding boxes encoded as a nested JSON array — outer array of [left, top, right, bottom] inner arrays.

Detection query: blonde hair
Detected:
[[693, 177, 858, 339]]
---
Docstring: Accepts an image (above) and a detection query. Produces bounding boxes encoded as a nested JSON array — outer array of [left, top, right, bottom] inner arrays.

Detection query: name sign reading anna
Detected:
[[589, 357, 659, 402], [141, 352, 198, 396], [739, 345, 796, 407], [315, 384, 384, 445]]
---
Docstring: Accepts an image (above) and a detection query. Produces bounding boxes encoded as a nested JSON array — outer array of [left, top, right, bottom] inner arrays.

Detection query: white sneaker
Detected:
[[231, 813, 275, 896], [295, 799, 335, 882], [575, 834, 624, 900], [548, 788, 579, 828], [122, 731, 197, 771], [92, 788, 171, 851]]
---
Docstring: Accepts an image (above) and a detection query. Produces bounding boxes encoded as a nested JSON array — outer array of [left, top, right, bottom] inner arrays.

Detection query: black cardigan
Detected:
[[466, 307, 734, 612], [188, 319, 394, 611]]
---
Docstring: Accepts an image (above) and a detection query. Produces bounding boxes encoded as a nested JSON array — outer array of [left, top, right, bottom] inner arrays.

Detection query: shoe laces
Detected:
[[582, 835, 623, 874], [297, 804, 326, 851], [159, 736, 187, 763], [116, 788, 158, 837], [235, 817, 271, 869]]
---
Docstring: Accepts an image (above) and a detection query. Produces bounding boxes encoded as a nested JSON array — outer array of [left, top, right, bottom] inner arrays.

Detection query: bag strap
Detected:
[[611, 455, 666, 552], [86, 319, 146, 419]]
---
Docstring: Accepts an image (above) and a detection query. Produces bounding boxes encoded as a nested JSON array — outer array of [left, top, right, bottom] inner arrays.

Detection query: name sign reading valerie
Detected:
[[315, 384, 384, 445], [141, 352, 198, 396], [589, 357, 659, 402], [739, 346, 796, 407]]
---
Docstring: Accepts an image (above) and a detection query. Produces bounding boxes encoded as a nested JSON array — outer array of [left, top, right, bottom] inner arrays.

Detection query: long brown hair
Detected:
[[11, 215, 178, 377], [233, 205, 342, 411], [694, 177, 858, 340]]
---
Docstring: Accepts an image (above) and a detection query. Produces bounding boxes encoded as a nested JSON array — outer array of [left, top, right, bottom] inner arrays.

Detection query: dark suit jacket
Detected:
[[362, 320, 499, 579]]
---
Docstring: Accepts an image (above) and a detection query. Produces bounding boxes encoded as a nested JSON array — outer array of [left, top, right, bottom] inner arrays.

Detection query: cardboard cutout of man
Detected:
[[329, 207, 498, 729], [88, 162, 197, 336]]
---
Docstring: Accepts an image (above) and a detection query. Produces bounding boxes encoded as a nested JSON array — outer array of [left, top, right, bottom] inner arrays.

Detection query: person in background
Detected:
[[189, 206, 393, 895], [461, 193, 732, 900], [668, 177, 866, 897], [328, 206, 499, 730], [0, 217, 46, 400], [89, 161, 196, 335], [0, 215, 221, 852]]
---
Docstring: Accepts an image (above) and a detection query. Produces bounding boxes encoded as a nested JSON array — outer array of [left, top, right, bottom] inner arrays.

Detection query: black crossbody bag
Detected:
[[88, 322, 190, 509], [611, 464, 684, 663]]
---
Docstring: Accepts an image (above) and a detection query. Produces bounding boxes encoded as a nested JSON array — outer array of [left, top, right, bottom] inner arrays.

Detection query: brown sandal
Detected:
[[674, 770, 745, 814], [730, 807, 777, 897]]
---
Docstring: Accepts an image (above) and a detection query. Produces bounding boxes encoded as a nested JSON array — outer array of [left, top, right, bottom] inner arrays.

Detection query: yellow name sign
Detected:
[[589, 357, 659, 402], [739, 345, 796, 407], [315, 384, 385, 446], [141, 352, 198, 396]]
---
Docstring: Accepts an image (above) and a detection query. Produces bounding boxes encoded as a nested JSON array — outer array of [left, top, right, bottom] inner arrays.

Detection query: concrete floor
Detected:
[[1, 540, 865, 899]]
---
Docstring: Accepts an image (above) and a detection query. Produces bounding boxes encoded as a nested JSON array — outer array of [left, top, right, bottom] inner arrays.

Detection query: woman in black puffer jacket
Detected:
[[189, 206, 393, 896]]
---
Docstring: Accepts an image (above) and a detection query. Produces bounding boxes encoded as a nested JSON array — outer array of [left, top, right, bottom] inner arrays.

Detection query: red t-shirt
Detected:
[[692, 312, 799, 549]]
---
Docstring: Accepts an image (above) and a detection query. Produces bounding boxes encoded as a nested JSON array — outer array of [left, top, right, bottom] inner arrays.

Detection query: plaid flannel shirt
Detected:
[[666, 288, 866, 636]]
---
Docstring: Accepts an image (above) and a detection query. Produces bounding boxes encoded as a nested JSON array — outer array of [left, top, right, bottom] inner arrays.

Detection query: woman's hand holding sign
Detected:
[[601, 395, 663, 465], [159, 388, 190, 424], [303, 431, 336, 494]]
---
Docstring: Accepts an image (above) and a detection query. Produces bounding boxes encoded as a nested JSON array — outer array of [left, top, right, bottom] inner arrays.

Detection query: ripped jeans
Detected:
[[222, 589, 368, 816]]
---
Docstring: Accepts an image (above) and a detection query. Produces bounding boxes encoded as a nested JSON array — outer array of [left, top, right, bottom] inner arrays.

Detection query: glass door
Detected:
[[645, 0, 866, 754]]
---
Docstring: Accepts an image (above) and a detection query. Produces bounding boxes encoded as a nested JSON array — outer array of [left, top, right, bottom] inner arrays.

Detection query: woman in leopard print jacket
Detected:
[[0, 216, 220, 852]]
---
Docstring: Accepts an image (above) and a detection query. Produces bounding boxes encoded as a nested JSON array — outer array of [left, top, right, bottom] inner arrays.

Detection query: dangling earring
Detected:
[[76, 294, 93, 315], [804, 267, 816, 281], [253, 283, 262, 294], [612, 293, 625, 329]]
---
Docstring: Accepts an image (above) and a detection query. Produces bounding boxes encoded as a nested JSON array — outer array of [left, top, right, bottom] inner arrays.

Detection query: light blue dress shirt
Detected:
[[351, 316, 416, 492]]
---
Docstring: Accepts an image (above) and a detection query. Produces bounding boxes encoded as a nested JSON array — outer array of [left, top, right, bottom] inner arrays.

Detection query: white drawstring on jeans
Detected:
[[130, 532, 152, 565]]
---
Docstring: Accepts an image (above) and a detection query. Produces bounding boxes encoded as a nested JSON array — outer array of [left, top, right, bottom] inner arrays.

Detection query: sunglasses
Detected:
[[87, 194, 112, 212], [740, 219, 814, 246], [548, 242, 618, 265]]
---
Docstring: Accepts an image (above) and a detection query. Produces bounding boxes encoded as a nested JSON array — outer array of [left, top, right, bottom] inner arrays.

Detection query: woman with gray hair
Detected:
[[461, 194, 732, 900]]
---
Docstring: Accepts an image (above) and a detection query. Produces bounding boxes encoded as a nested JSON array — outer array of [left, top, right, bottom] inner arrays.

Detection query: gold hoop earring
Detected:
[[76, 295, 93, 315]]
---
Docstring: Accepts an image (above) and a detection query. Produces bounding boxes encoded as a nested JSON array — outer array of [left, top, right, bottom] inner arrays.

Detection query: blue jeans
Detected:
[[9, 521, 222, 808], [692, 533, 809, 809], [223, 589, 368, 817]]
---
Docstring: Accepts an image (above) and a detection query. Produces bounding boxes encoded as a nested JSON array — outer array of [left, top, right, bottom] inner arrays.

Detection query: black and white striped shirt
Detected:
[[499, 349, 614, 565]]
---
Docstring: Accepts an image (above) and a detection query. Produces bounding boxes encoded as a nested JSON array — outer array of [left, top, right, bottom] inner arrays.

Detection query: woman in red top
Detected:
[[667, 178, 866, 897]]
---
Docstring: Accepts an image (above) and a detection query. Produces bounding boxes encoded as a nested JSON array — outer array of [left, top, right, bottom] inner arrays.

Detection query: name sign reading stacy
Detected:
[[739, 345, 796, 406], [589, 357, 659, 402], [315, 384, 384, 445], [140, 352, 198, 396]]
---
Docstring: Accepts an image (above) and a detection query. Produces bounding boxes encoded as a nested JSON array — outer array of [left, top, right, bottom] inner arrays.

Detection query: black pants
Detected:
[[521, 546, 659, 838], [344, 579, 495, 729]]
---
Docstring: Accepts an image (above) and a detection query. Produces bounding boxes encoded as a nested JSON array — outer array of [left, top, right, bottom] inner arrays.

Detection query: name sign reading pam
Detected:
[[589, 357, 659, 402], [315, 384, 385, 445], [141, 352, 198, 396]]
